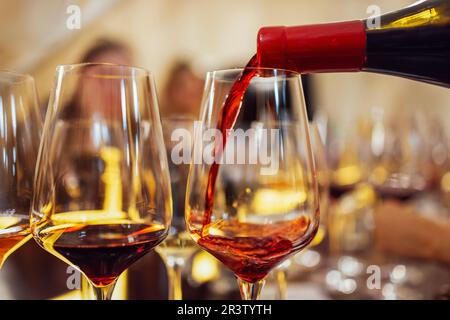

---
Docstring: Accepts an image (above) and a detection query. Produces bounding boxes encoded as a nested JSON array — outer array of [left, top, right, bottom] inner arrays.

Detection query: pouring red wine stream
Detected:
[[201, 55, 259, 230], [201, 0, 449, 231]]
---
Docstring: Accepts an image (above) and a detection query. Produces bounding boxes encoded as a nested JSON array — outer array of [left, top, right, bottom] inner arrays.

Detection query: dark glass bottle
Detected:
[[257, 0, 450, 87]]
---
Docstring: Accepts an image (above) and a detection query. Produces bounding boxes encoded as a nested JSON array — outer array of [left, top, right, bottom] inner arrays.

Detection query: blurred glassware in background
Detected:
[[317, 110, 377, 298], [368, 106, 449, 222], [156, 116, 198, 300], [328, 184, 376, 256], [31, 63, 172, 300], [324, 184, 377, 298], [368, 107, 431, 201], [319, 110, 376, 256], [274, 122, 330, 300], [419, 112, 450, 210], [423, 112, 449, 191], [325, 115, 368, 200], [367, 106, 450, 300], [321, 105, 450, 300], [0, 71, 41, 269]]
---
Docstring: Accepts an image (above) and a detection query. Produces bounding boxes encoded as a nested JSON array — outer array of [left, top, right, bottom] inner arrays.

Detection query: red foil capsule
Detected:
[[257, 20, 367, 73]]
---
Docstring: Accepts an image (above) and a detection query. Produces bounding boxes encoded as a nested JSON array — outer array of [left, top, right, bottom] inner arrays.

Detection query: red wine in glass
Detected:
[[40, 222, 166, 286], [195, 215, 312, 283], [195, 53, 319, 286]]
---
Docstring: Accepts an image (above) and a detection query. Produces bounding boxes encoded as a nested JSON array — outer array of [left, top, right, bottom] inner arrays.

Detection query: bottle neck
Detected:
[[257, 20, 367, 73]]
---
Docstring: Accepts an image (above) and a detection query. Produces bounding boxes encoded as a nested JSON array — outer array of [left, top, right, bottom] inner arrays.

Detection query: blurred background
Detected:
[[0, 0, 449, 299]]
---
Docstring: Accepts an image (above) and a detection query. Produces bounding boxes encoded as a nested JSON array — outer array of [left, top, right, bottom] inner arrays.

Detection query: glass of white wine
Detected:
[[0, 71, 41, 269]]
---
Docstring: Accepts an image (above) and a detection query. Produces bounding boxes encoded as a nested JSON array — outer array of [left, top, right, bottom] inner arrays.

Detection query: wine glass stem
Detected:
[[275, 270, 288, 300], [167, 262, 183, 300], [91, 280, 117, 300], [237, 278, 265, 300]]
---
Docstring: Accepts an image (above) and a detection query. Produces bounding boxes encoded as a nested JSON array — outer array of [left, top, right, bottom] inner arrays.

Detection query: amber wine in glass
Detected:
[[0, 71, 41, 268]]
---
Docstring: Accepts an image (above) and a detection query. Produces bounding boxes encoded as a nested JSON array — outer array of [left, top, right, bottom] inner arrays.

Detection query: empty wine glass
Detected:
[[31, 63, 172, 300], [156, 116, 197, 300], [0, 71, 41, 268], [185, 68, 319, 300]]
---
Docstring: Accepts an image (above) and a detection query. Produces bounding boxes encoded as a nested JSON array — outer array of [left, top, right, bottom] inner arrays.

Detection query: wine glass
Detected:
[[0, 71, 41, 269], [325, 116, 368, 199], [31, 63, 172, 300], [366, 107, 435, 300], [186, 68, 319, 300], [274, 121, 330, 299], [156, 116, 197, 300], [321, 111, 379, 298], [368, 108, 430, 200], [321, 112, 374, 258]]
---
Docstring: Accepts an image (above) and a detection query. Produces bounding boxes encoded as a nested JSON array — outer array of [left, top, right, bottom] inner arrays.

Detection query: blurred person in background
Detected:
[[161, 61, 203, 119], [60, 39, 134, 121], [80, 39, 134, 66]]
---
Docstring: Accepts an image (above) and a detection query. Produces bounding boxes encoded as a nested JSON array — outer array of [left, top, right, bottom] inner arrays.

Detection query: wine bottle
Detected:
[[257, 0, 450, 87]]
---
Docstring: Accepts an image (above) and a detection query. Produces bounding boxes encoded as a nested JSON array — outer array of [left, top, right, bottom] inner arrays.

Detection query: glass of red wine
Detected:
[[31, 63, 172, 300], [186, 67, 319, 300]]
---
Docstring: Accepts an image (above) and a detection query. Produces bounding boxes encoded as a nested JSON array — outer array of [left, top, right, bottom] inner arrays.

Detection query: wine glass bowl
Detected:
[[0, 71, 41, 268], [186, 68, 319, 299], [368, 109, 430, 200], [31, 64, 171, 299]]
